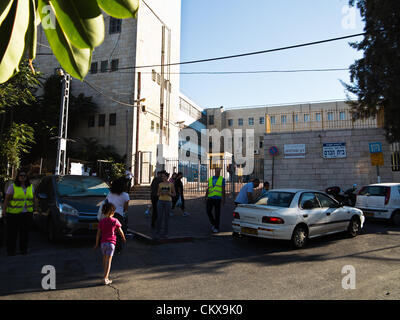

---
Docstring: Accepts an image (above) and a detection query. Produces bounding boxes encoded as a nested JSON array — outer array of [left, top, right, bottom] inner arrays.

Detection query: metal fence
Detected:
[[391, 142, 400, 172], [164, 157, 264, 195], [267, 109, 380, 133]]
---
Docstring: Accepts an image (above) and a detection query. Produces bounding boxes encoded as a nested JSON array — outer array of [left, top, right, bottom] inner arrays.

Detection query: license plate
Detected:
[[241, 227, 258, 235], [90, 223, 98, 230], [364, 212, 374, 217]]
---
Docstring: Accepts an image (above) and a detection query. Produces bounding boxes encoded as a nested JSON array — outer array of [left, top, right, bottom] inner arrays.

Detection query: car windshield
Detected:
[[255, 191, 295, 208], [56, 176, 110, 197]]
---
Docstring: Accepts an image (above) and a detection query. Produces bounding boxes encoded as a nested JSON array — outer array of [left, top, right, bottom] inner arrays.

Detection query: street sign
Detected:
[[323, 143, 346, 159], [269, 146, 278, 156], [369, 142, 382, 153], [370, 152, 384, 166]]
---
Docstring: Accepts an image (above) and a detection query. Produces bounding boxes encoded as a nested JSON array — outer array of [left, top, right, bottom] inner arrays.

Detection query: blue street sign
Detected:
[[369, 142, 382, 154], [269, 146, 278, 156]]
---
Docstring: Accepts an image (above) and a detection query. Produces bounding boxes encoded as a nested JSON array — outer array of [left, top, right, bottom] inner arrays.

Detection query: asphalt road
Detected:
[[0, 214, 399, 301]]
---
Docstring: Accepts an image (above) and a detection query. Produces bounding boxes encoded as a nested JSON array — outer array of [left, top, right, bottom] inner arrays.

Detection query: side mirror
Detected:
[[38, 193, 48, 200]]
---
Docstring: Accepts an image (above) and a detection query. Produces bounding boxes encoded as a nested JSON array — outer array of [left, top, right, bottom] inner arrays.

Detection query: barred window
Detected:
[[109, 113, 116, 126], [90, 62, 98, 74], [98, 114, 105, 127], [111, 59, 119, 72], [109, 17, 121, 34]]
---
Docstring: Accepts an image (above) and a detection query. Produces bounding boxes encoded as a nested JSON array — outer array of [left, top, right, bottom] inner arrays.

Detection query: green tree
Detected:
[[0, 0, 139, 84], [344, 0, 400, 142], [0, 122, 35, 178]]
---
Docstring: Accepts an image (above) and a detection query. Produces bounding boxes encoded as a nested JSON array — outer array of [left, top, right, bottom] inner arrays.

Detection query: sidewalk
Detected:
[[127, 195, 236, 244]]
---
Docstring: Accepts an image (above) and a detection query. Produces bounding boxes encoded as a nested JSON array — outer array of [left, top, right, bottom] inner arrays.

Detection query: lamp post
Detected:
[[54, 68, 71, 175]]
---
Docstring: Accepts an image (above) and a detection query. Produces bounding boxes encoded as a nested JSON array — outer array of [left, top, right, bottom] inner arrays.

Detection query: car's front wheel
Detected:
[[291, 225, 308, 249], [348, 217, 360, 237]]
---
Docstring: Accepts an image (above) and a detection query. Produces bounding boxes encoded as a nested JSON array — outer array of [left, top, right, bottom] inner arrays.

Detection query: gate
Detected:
[[164, 157, 264, 195], [139, 151, 152, 184]]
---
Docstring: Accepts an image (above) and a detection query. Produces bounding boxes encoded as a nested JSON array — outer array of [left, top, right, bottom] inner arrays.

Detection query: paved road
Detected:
[[0, 199, 399, 300]]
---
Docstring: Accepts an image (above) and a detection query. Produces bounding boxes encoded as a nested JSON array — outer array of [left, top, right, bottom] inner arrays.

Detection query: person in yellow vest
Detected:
[[205, 168, 226, 233], [3, 170, 34, 256]]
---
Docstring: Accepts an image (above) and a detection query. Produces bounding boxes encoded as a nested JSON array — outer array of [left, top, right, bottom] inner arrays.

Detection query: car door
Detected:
[[315, 193, 349, 233], [299, 192, 329, 237], [35, 178, 54, 226]]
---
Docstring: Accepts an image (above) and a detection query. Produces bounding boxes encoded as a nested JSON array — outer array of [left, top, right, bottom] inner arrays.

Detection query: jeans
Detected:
[[151, 196, 159, 228], [155, 200, 171, 237]]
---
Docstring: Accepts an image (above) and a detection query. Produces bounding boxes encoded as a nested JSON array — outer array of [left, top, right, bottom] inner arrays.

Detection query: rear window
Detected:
[[255, 191, 295, 208], [56, 176, 109, 197], [359, 186, 389, 196]]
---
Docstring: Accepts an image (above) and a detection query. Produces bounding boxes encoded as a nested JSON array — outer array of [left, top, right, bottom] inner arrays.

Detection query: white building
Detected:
[[36, 0, 183, 183]]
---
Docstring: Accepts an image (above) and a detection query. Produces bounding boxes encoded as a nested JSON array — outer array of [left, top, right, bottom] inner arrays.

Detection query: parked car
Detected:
[[232, 189, 365, 248], [355, 183, 400, 226], [33, 175, 110, 241]]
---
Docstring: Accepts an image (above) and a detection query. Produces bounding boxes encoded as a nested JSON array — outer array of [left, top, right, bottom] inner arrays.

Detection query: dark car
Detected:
[[34, 175, 110, 241]]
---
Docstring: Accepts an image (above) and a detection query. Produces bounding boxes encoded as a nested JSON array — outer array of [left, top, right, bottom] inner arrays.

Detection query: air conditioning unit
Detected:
[[254, 149, 260, 155]]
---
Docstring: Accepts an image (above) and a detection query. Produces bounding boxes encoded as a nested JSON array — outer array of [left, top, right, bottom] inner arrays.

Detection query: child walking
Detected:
[[94, 203, 126, 285]]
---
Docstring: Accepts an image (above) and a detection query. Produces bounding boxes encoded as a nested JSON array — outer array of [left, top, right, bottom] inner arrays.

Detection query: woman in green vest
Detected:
[[3, 170, 34, 256]]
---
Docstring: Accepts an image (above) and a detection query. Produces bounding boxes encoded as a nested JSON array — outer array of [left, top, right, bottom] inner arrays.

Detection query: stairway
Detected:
[[130, 185, 151, 200]]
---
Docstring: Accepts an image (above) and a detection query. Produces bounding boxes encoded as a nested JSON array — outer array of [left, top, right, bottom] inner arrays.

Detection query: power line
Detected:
[[115, 67, 350, 75], [118, 33, 365, 70]]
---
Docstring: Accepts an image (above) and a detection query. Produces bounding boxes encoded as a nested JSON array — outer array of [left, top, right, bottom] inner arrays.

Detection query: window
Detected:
[[238, 118, 243, 126], [316, 113, 321, 122], [281, 115, 287, 124], [316, 193, 337, 208], [259, 117, 265, 125], [100, 60, 108, 73], [156, 123, 160, 134], [90, 62, 98, 74], [109, 17, 121, 34], [293, 114, 298, 123], [111, 59, 119, 71], [304, 114, 310, 122], [98, 114, 105, 127], [270, 116, 276, 124], [259, 136, 264, 149], [109, 113, 116, 126], [255, 191, 295, 208], [340, 112, 346, 120], [151, 120, 155, 131], [327, 112, 334, 121], [88, 115, 95, 127], [299, 192, 319, 209], [248, 117, 254, 125], [208, 115, 214, 125], [228, 119, 233, 126]]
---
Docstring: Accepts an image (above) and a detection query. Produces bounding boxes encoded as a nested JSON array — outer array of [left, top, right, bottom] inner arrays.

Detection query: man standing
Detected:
[[125, 167, 133, 192], [205, 168, 226, 233], [234, 178, 260, 206], [150, 171, 163, 228]]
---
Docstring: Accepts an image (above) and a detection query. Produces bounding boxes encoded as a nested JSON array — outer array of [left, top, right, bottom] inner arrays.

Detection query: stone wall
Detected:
[[263, 128, 400, 191]]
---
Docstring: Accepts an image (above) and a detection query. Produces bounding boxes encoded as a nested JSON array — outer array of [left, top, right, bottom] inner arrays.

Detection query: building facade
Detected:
[[36, 0, 182, 183]]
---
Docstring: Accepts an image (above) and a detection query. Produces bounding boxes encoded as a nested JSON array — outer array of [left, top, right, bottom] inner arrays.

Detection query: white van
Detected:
[[356, 183, 400, 226]]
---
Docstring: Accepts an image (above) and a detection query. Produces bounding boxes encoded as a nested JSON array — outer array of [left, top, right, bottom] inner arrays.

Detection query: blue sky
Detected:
[[180, 0, 365, 109]]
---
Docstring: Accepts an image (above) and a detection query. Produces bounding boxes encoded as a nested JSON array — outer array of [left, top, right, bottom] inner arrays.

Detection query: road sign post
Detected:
[[269, 146, 278, 189], [369, 142, 383, 183]]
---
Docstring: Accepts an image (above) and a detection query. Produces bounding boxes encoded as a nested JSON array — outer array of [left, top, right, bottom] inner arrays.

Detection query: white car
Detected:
[[356, 183, 400, 226], [232, 189, 365, 248]]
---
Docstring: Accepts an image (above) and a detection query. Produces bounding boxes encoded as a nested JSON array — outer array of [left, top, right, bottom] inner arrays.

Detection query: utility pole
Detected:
[[157, 25, 166, 172], [55, 69, 71, 175], [134, 72, 141, 185]]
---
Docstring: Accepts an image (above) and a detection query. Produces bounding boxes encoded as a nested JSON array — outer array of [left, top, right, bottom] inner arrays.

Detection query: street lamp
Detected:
[[54, 68, 71, 175]]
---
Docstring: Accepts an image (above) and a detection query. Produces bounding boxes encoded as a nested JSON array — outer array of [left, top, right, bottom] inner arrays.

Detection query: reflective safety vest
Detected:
[[6, 184, 34, 214], [208, 176, 223, 198]]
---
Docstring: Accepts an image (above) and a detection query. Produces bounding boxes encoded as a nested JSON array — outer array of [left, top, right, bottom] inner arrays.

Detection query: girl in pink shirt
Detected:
[[94, 203, 126, 285]]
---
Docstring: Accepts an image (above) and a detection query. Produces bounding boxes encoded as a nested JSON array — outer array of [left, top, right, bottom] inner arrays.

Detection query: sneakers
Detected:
[[183, 212, 190, 217], [104, 279, 113, 285], [211, 226, 219, 233]]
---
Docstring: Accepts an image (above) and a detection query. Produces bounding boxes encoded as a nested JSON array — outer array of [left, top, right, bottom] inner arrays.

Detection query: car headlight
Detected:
[[59, 203, 79, 217]]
